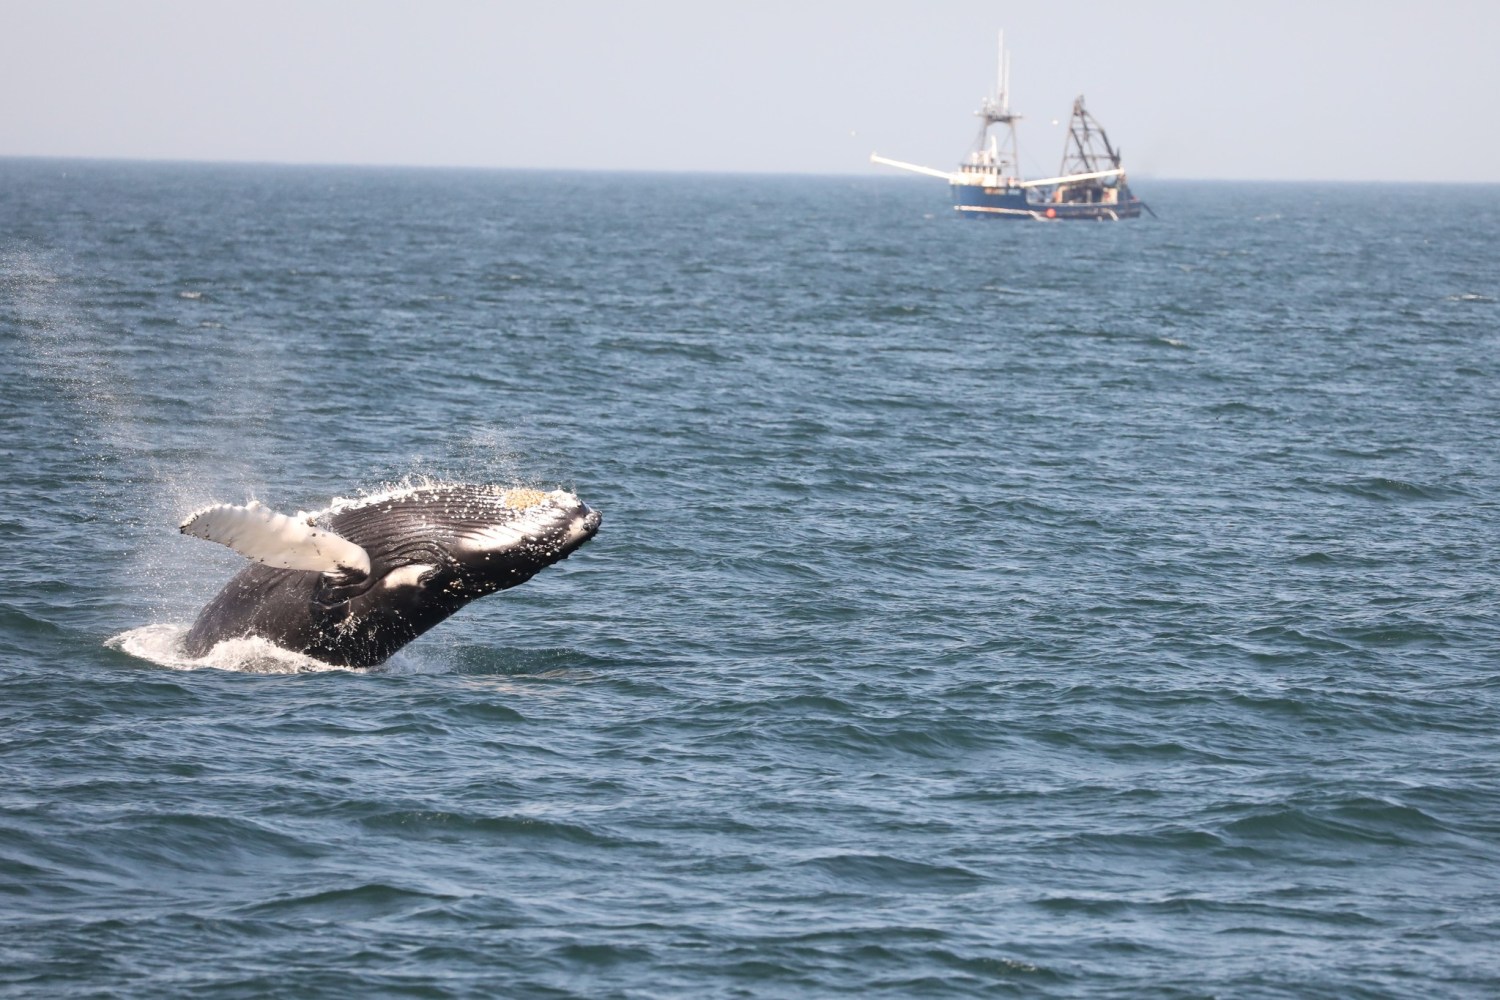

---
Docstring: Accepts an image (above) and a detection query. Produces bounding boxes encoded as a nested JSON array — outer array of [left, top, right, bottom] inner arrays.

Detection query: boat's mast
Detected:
[[970, 30, 1021, 180], [1059, 96, 1123, 176]]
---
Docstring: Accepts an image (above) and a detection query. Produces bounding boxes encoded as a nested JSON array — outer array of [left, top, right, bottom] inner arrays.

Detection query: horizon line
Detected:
[[2, 153, 1497, 187]]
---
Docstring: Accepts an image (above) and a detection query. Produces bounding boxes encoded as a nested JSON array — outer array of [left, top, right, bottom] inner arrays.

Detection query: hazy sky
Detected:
[[4, 0, 1498, 181]]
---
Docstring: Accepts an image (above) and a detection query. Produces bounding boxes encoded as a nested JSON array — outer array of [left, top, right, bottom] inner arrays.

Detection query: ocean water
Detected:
[[2, 159, 1499, 997]]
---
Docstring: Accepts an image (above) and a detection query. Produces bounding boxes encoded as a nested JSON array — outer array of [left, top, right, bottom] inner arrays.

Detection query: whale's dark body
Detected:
[[182, 483, 601, 667]]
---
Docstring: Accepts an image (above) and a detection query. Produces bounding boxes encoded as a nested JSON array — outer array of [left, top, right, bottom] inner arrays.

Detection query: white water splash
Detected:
[[106, 624, 347, 674]]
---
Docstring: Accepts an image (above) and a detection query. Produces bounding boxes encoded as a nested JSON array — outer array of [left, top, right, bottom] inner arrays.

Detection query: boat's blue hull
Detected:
[[951, 183, 1143, 221]]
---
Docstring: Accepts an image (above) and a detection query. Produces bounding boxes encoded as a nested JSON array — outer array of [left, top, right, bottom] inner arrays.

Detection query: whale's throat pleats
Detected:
[[323, 488, 492, 570], [323, 484, 569, 565]]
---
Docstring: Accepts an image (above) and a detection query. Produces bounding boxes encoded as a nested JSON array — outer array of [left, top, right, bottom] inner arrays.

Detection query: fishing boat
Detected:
[[871, 34, 1149, 221]]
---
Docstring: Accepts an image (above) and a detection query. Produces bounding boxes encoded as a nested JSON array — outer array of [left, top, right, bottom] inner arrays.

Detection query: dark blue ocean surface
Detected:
[[2, 160, 1499, 997]]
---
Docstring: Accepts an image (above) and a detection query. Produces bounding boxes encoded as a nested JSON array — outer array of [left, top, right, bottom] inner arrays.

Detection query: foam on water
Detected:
[[107, 623, 347, 674]]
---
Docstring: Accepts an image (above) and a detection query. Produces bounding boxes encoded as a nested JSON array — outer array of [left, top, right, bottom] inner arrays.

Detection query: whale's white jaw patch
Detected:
[[381, 564, 435, 590]]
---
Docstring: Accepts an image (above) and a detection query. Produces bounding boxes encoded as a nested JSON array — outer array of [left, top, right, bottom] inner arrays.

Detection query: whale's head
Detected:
[[420, 485, 602, 597], [321, 483, 602, 603]]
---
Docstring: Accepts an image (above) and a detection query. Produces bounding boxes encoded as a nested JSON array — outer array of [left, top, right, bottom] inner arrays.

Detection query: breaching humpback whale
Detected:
[[179, 483, 601, 667]]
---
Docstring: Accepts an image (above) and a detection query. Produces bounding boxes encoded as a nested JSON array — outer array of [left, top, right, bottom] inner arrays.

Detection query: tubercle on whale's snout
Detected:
[[568, 505, 602, 546]]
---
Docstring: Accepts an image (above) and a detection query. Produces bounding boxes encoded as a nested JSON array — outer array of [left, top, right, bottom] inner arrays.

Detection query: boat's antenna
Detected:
[[996, 31, 1005, 113], [1001, 31, 1011, 115]]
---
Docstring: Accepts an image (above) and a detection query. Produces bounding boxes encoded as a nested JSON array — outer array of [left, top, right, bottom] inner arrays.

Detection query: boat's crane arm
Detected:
[[869, 153, 958, 182]]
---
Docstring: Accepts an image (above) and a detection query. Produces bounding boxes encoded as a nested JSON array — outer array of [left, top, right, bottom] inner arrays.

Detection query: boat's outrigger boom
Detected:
[[868, 153, 957, 182]]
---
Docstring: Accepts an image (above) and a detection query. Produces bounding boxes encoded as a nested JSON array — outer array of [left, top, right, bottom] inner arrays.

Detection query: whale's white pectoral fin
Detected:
[[179, 501, 372, 578]]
